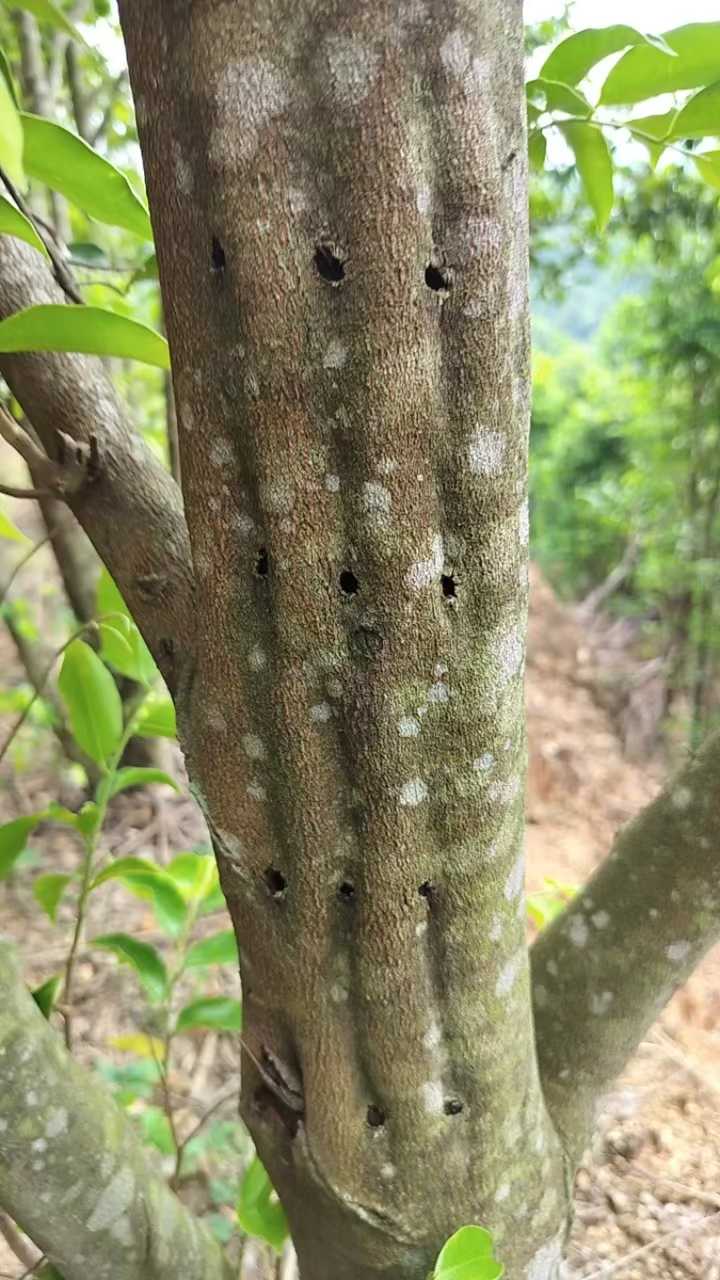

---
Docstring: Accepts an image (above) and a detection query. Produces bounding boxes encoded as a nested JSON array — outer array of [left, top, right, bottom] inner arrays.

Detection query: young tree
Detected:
[[1, 4, 720, 1280]]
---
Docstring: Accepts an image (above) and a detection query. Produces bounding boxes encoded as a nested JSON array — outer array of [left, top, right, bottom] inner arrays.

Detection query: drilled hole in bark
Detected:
[[418, 881, 436, 899], [338, 880, 356, 901], [366, 1104, 385, 1128], [255, 548, 269, 578], [444, 1098, 464, 1116], [263, 867, 287, 898], [425, 263, 450, 292], [441, 574, 456, 600], [315, 244, 345, 284], [340, 570, 359, 595], [211, 237, 226, 271]]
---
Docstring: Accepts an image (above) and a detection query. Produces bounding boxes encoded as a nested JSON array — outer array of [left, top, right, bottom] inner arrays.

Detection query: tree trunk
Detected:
[[119, 3, 568, 1277]]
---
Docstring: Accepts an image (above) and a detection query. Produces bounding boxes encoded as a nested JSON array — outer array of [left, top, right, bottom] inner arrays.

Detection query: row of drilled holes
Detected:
[[211, 238, 449, 293], [260, 868, 463, 1126], [256, 551, 456, 601]]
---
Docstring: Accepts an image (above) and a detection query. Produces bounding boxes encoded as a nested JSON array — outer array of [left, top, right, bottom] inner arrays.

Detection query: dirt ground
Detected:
[[1, 545, 719, 1278]]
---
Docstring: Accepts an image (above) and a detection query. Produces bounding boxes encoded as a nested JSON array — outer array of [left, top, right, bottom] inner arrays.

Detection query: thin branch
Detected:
[[0, 166, 83, 305], [89, 69, 129, 147], [0, 403, 98, 496], [0, 481, 54, 499], [533, 727, 720, 1159], [0, 235, 196, 693], [0, 1209, 39, 1272], [0, 531, 52, 607], [0, 942, 234, 1280]]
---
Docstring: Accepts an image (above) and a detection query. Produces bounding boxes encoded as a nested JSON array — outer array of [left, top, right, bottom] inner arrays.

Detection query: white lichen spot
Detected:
[[325, 35, 379, 105], [433, 662, 448, 678], [212, 59, 289, 165], [568, 915, 589, 948], [376, 456, 397, 476], [248, 644, 267, 672], [591, 910, 611, 930], [362, 481, 392, 529], [171, 140, 193, 196], [440, 29, 471, 78], [527, 1238, 563, 1280], [288, 187, 307, 214], [25, 1091, 38, 1107], [494, 627, 524, 685], [590, 990, 614, 1016], [667, 940, 691, 963], [323, 338, 347, 370], [399, 778, 428, 807], [209, 439, 234, 468], [242, 733, 266, 760], [473, 752, 495, 773], [469, 428, 505, 476], [416, 184, 431, 215], [415, 919, 428, 938], [489, 916, 504, 942], [247, 783, 267, 801], [422, 1081, 444, 1114], [99, 1153, 115, 1181], [519, 498, 530, 546], [494, 1182, 510, 1203], [424, 1021, 442, 1049], [310, 702, 333, 723], [399, 716, 421, 738], [504, 851, 525, 902], [496, 949, 524, 998], [380, 1163, 396, 1180], [427, 681, 449, 705], [405, 534, 444, 590], [325, 473, 340, 492], [110, 1214, 133, 1246], [488, 775, 521, 804], [32, 1138, 47, 1153], [87, 1167, 135, 1232], [205, 704, 228, 734], [546, 959, 558, 977], [0, 1120, 6, 1133], [672, 786, 692, 811], [330, 984, 348, 1003], [535, 1131, 545, 1154]]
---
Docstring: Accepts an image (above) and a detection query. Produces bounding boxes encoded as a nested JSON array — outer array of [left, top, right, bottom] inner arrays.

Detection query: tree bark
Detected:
[[118, 3, 568, 1278], [0, 944, 233, 1280]]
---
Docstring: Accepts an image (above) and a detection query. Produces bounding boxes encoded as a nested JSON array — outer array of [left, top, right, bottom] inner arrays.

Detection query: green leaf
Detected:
[[0, 305, 170, 371], [433, 1226, 504, 1280], [627, 110, 677, 164], [0, 71, 23, 186], [695, 149, 720, 191], [237, 1158, 289, 1253], [58, 640, 123, 769], [558, 121, 614, 230], [21, 114, 151, 238], [30, 974, 62, 1020], [167, 851, 218, 903], [91, 856, 188, 934], [0, 814, 43, 878], [135, 696, 176, 739], [671, 80, 720, 139], [92, 932, 168, 1001], [0, 0, 85, 41], [526, 77, 592, 117], [540, 26, 674, 88], [0, 508, 29, 542], [103, 767, 179, 799], [186, 930, 238, 969], [0, 44, 20, 109], [600, 22, 720, 105], [528, 131, 547, 171], [33, 872, 72, 922], [176, 996, 242, 1035], [0, 197, 47, 257], [139, 1105, 176, 1156], [97, 567, 158, 684]]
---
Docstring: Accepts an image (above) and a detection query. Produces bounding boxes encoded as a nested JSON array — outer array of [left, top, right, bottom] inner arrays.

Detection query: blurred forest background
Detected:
[[2, 3, 720, 1277]]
